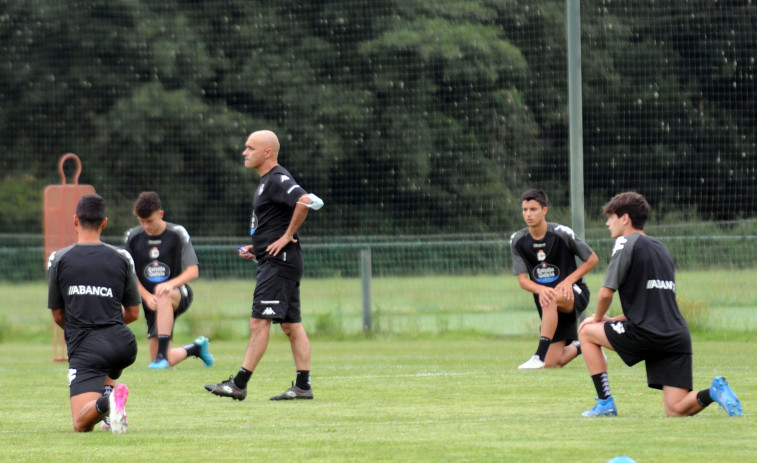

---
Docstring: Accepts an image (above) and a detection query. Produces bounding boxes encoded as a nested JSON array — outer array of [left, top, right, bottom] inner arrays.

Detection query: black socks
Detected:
[[296, 370, 311, 390], [696, 389, 714, 407], [234, 368, 253, 389], [535, 336, 551, 361], [592, 372, 612, 400], [156, 335, 170, 360], [230, 368, 311, 390], [95, 394, 110, 414], [183, 342, 200, 358]]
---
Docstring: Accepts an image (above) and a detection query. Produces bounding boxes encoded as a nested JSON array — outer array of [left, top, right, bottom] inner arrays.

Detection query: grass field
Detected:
[[4, 271, 757, 341], [0, 338, 754, 462], [0, 272, 755, 462]]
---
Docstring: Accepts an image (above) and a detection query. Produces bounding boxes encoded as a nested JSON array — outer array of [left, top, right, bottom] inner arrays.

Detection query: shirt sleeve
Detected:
[[553, 224, 595, 262], [509, 231, 529, 275], [602, 235, 633, 290], [47, 251, 63, 310], [118, 248, 142, 307], [175, 225, 200, 269], [271, 172, 307, 207]]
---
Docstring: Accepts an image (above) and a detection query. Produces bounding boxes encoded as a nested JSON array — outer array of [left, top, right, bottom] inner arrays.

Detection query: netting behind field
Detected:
[[3, 224, 754, 282], [1, 0, 757, 282]]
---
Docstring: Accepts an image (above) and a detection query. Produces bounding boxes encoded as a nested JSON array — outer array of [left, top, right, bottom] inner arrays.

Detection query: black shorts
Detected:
[[143, 284, 193, 338], [604, 320, 693, 390], [251, 263, 301, 324], [537, 283, 590, 344], [68, 324, 138, 397]]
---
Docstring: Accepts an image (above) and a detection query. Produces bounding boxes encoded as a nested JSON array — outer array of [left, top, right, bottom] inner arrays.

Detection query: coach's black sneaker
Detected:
[[270, 382, 314, 401], [205, 376, 247, 401]]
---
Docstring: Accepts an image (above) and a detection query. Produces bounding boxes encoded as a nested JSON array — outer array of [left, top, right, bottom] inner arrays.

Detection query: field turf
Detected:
[[0, 274, 755, 462]]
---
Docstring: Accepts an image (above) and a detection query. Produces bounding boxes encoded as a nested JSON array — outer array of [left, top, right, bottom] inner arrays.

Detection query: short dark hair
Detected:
[[520, 188, 548, 207], [134, 191, 162, 219], [602, 191, 650, 230], [76, 194, 106, 229]]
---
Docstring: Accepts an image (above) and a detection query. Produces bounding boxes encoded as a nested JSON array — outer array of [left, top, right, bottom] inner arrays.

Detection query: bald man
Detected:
[[206, 130, 322, 401]]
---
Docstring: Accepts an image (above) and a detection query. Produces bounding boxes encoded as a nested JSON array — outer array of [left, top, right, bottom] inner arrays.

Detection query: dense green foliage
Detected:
[[1, 1, 756, 236]]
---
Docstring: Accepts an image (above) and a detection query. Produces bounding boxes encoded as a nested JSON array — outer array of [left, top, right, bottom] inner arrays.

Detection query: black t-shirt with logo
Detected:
[[510, 222, 595, 309], [124, 222, 199, 295], [47, 243, 141, 355], [603, 232, 689, 340], [249, 165, 307, 280]]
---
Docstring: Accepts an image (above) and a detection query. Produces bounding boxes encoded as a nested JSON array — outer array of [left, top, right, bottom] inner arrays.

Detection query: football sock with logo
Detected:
[[183, 342, 200, 358], [696, 389, 714, 407], [591, 372, 612, 400], [156, 335, 171, 360], [103, 384, 114, 396], [296, 370, 311, 390], [234, 368, 252, 389], [535, 336, 551, 361], [95, 394, 110, 414]]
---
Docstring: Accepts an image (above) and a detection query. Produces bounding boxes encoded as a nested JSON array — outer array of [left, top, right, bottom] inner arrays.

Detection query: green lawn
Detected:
[[1, 273, 755, 462], [0, 338, 754, 462], [5, 271, 757, 341]]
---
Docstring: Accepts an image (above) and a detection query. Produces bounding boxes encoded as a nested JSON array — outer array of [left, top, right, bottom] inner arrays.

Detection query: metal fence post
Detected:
[[360, 248, 372, 332]]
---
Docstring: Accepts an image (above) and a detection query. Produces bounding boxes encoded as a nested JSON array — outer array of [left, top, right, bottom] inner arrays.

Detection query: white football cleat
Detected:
[[518, 355, 545, 370]]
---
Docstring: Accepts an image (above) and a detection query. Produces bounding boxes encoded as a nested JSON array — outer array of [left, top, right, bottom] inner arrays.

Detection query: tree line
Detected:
[[1, 0, 755, 237]]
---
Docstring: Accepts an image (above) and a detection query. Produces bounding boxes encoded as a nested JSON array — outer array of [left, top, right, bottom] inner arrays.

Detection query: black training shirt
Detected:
[[510, 222, 595, 308], [47, 243, 141, 355], [124, 222, 199, 295], [249, 165, 307, 270], [603, 233, 689, 339]]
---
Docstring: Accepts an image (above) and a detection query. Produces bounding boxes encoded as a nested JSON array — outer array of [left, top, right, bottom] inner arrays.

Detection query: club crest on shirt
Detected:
[[537, 249, 546, 262], [149, 246, 159, 259]]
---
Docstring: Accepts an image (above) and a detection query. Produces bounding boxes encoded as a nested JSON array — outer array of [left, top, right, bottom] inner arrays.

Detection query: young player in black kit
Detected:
[[578, 191, 742, 417], [510, 189, 599, 369], [124, 191, 214, 369], [205, 129, 323, 401], [47, 194, 140, 433]]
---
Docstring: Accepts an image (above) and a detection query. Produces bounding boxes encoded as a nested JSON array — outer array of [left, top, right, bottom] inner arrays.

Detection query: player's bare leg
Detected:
[[70, 392, 107, 432], [148, 289, 180, 368], [242, 317, 272, 371], [577, 321, 618, 416], [520, 296, 574, 369], [281, 322, 311, 370], [270, 322, 313, 400], [544, 340, 579, 367], [204, 317, 269, 401], [663, 386, 705, 416]]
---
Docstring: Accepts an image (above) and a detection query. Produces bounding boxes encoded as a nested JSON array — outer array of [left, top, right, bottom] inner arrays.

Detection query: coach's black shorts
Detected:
[[251, 262, 302, 324], [68, 324, 138, 397], [537, 283, 590, 344], [143, 284, 193, 339], [604, 320, 693, 390]]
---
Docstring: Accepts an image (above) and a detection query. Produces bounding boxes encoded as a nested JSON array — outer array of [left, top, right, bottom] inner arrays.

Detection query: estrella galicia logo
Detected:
[[144, 260, 170, 283], [532, 263, 559, 284]]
